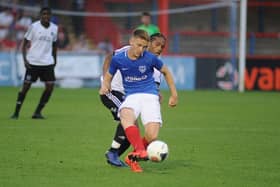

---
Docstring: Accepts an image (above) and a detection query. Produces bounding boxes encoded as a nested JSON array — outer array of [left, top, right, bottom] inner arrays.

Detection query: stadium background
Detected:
[[0, 0, 280, 91], [1, 1, 280, 187]]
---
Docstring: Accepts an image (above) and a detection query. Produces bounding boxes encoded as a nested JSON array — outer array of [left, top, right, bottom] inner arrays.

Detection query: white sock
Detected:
[[111, 140, 121, 149]]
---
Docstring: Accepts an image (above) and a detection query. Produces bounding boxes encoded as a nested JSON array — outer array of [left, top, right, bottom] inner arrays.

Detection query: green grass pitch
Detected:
[[0, 87, 279, 187]]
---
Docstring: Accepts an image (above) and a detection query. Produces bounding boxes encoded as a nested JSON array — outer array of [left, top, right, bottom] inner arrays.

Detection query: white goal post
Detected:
[[238, 0, 248, 92]]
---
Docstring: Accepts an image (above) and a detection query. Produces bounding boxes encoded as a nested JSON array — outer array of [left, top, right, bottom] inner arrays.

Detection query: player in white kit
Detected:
[[11, 7, 58, 119]]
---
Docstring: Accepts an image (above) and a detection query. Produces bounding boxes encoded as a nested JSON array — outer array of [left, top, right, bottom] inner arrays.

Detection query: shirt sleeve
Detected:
[[153, 56, 163, 71], [53, 26, 58, 42], [108, 57, 118, 76], [24, 24, 33, 41], [153, 69, 161, 84]]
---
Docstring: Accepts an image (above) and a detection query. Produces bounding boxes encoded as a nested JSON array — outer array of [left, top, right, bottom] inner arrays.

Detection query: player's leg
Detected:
[[109, 122, 130, 155], [118, 119, 140, 156], [100, 91, 129, 166], [105, 122, 129, 167], [32, 82, 54, 119], [117, 136, 130, 156], [11, 82, 32, 119], [121, 107, 147, 172], [141, 94, 162, 149], [32, 66, 55, 119], [100, 91, 123, 121], [120, 95, 147, 159], [143, 122, 160, 148], [120, 111, 145, 153], [11, 68, 36, 119]]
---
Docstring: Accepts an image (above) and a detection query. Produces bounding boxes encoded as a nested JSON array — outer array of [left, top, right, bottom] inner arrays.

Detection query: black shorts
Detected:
[[100, 90, 125, 121], [24, 65, 55, 83]]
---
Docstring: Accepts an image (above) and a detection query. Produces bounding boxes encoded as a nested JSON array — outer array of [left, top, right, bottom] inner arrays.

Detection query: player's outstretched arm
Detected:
[[102, 53, 113, 77], [99, 71, 113, 95], [160, 65, 178, 107]]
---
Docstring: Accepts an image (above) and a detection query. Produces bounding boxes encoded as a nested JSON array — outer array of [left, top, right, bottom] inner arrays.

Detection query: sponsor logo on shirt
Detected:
[[124, 75, 147, 82], [38, 35, 52, 42]]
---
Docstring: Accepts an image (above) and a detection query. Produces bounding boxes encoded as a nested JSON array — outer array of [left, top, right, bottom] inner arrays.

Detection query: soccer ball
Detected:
[[147, 140, 168, 162]]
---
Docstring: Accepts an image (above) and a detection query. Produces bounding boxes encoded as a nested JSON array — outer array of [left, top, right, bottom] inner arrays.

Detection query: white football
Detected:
[[147, 140, 168, 162]]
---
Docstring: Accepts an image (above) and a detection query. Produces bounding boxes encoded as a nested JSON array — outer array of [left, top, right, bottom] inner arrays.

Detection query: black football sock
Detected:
[[118, 138, 130, 156], [109, 123, 129, 154], [34, 90, 52, 114], [13, 92, 26, 116]]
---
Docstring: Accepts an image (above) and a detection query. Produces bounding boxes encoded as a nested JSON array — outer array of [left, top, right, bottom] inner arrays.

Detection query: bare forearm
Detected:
[[99, 72, 113, 95], [22, 39, 28, 62], [102, 54, 113, 77], [163, 69, 177, 97], [161, 65, 178, 107], [22, 39, 31, 69], [103, 72, 112, 89], [52, 42, 57, 65]]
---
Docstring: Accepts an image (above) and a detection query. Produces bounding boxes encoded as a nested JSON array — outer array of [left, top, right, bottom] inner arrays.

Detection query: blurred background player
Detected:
[[99, 30, 177, 172], [137, 12, 160, 36], [11, 7, 58, 119], [100, 32, 167, 167]]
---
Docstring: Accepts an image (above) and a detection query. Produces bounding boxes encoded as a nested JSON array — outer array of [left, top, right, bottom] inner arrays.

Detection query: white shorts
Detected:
[[119, 93, 162, 126]]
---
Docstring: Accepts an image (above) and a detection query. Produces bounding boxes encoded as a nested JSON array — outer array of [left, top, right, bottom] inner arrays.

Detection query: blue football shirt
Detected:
[[109, 50, 163, 96]]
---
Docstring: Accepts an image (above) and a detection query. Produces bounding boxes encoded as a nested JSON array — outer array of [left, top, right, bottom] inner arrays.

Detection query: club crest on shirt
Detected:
[[139, 65, 146, 73]]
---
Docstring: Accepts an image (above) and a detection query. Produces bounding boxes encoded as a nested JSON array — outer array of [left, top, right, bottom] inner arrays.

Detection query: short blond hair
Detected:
[[132, 29, 149, 41]]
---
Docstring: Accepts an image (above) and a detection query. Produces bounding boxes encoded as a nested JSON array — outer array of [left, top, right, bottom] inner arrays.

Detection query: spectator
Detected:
[[137, 12, 160, 36], [14, 10, 32, 49], [97, 38, 114, 54], [72, 33, 92, 52], [57, 25, 70, 50], [0, 8, 14, 40]]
